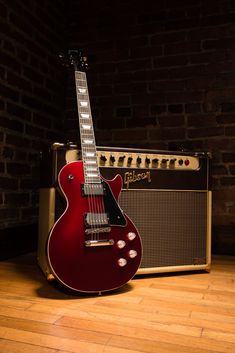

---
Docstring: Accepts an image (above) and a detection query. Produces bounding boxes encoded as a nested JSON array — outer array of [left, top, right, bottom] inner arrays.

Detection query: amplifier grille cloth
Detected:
[[119, 190, 207, 269]]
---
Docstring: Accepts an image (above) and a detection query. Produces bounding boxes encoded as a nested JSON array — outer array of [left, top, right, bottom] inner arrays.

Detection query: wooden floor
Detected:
[[0, 254, 235, 353]]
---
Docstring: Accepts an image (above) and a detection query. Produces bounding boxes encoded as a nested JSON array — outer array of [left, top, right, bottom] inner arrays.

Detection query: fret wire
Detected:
[[75, 70, 100, 184]]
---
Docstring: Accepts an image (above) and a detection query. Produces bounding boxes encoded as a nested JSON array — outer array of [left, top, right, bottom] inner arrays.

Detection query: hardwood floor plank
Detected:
[[0, 316, 110, 346], [0, 298, 33, 310], [202, 329, 235, 344], [0, 307, 60, 324], [108, 330, 235, 353], [0, 254, 234, 353], [0, 338, 58, 353], [0, 326, 143, 353]]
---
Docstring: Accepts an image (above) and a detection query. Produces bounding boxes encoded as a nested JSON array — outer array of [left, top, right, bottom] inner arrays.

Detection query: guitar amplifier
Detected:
[[38, 143, 212, 279]]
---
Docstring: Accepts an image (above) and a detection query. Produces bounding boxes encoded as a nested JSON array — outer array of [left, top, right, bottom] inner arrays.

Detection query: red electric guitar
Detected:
[[47, 50, 142, 293]]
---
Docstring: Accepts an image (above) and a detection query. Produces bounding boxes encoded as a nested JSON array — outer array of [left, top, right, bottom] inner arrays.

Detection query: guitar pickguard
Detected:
[[81, 180, 126, 226], [101, 180, 127, 226]]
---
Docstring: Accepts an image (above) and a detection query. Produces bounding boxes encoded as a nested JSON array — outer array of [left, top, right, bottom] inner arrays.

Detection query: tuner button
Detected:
[[117, 240, 126, 249], [128, 250, 138, 259], [127, 232, 136, 241], [118, 258, 127, 267]]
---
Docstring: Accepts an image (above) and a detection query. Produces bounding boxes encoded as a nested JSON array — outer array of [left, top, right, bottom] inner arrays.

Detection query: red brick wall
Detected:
[[66, 0, 235, 252], [0, 0, 66, 244]]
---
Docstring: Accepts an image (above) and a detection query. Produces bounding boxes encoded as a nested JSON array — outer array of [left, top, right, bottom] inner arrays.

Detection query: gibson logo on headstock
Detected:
[[124, 170, 151, 189]]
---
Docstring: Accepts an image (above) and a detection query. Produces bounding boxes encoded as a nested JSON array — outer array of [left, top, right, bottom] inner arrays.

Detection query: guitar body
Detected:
[[47, 161, 142, 293]]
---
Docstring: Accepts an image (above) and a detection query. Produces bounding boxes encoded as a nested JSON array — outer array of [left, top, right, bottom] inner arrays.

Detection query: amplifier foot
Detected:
[[46, 273, 55, 282]]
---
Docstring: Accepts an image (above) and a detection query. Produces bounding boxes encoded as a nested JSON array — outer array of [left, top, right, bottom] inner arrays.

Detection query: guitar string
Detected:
[[76, 72, 95, 239], [79, 76, 97, 239], [82, 73, 103, 240], [77, 71, 106, 240]]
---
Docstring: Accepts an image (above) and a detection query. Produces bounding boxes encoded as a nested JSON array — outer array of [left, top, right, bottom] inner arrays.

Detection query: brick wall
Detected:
[[65, 0, 235, 254], [1, 0, 234, 258], [0, 0, 66, 258]]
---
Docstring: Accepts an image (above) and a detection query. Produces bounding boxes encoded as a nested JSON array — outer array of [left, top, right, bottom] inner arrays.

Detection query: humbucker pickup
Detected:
[[84, 212, 109, 227], [81, 183, 106, 196]]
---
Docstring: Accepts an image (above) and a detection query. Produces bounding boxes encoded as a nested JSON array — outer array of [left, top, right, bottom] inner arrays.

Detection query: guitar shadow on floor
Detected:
[[4, 251, 134, 300]]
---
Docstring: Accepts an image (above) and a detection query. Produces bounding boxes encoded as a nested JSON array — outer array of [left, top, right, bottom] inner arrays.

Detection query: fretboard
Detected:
[[75, 70, 100, 184]]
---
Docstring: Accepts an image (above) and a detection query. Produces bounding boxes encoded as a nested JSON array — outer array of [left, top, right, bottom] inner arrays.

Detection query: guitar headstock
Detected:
[[59, 49, 88, 72]]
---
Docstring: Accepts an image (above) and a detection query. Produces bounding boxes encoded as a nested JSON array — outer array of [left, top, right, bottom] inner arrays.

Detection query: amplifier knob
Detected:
[[170, 158, 176, 164], [136, 156, 142, 165], [100, 155, 107, 163], [118, 156, 125, 164], [127, 156, 133, 166], [110, 155, 116, 164], [185, 159, 190, 166], [145, 157, 151, 166], [152, 158, 159, 167], [128, 250, 137, 258], [118, 258, 127, 267], [161, 158, 169, 164]]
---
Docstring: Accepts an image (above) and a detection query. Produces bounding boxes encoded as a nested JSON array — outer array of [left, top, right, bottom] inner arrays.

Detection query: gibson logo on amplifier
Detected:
[[124, 170, 151, 189]]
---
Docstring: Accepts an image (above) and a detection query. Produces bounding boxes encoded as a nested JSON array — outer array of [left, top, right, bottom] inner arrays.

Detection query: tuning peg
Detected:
[[58, 51, 70, 67]]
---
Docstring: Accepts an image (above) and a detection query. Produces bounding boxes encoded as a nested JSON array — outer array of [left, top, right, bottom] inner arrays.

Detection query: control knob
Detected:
[[136, 156, 142, 165], [145, 157, 151, 166], [118, 156, 126, 164], [110, 155, 116, 164], [161, 158, 169, 164], [152, 158, 159, 165], [127, 232, 136, 241], [117, 240, 126, 249], [118, 258, 127, 267], [127, 156, 133, 166], [128, 250, 137, 258], [100, 155, 107, 163]]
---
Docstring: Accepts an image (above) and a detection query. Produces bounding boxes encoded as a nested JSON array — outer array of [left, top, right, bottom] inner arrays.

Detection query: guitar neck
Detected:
[[75, 70, 100, 184]]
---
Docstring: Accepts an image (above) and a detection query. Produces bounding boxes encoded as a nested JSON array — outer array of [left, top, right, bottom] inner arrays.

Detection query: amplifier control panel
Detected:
[[61, 145, 200, 171], [96, 150, 199, 170], [40, 143, 210, 190]]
